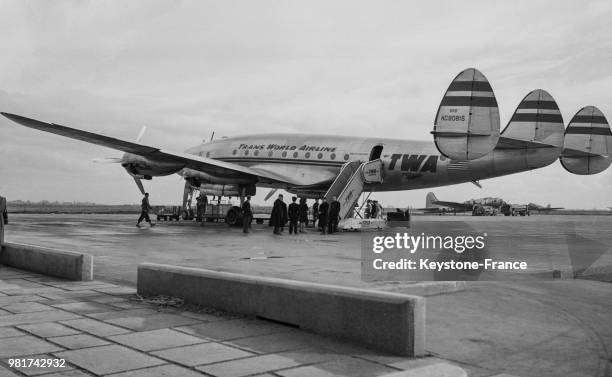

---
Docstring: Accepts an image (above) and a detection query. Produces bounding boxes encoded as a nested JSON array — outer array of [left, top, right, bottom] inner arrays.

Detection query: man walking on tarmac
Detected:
[[288, 196, 300, 235], [137, 193, 155, 227], [241, 196, 252, 234], [328, 196, 341, 234]]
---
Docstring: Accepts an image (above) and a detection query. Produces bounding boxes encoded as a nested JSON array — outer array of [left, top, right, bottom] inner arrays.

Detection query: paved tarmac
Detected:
[[4, 214, 612, 376], [0, 265, 466, 377]]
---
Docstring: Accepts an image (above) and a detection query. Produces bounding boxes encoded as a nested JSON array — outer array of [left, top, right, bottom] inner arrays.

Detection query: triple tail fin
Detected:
[[560, 106, 612, 175], [500, 89, 564, 150], [433, 68, 500, 160]]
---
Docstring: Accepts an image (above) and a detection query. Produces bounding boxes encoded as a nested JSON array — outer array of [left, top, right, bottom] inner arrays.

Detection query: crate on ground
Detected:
[[156, 206, 182, 221]]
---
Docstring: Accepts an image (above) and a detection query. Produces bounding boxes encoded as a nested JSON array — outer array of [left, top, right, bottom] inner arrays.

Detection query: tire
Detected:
[[225, 206, 243, 227], [256, 219, 264, 224]]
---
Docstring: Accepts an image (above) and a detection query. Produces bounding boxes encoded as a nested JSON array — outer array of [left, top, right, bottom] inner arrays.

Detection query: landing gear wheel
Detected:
[[225, 206, 243, 227]]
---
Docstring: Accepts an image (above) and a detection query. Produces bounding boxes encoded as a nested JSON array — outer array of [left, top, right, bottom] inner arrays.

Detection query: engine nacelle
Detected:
[[122, 153, 185, 177], [180, 168, 254, 185]]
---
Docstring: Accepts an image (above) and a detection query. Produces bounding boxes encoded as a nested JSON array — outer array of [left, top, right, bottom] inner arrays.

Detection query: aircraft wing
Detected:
[[431, 200, 466, 210], [1, 112, 302, 185], [414, 207, 443, 212], [495, 136, 560, 150]]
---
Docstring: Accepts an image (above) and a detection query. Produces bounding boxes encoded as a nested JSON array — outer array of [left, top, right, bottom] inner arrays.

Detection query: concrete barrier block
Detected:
[[138, 263, 425, 356], [0, 242, 93, 281]]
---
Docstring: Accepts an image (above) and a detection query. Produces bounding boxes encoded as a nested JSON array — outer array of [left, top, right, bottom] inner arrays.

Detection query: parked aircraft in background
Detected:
[[2, 67, 610, 225], [418, 192, 456, 214], [422, 193, 564, 216], [419, 192, 505, 215], [527, 203, 564, 213]]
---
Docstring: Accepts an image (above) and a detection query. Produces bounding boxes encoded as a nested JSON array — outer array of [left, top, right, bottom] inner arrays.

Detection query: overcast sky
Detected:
[[0, 0, 610, 208]]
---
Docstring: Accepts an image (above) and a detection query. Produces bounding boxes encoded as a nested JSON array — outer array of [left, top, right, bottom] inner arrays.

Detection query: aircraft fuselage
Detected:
[[176, 133, 560, 194]]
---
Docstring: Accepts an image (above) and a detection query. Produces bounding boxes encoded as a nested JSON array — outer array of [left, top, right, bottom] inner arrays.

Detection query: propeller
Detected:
[[93, 126, 148, 194], [92, 157, 123, 163], [135, 126, 147, 143], [129, 126, 148, 194], [133, 176, 145, 195]]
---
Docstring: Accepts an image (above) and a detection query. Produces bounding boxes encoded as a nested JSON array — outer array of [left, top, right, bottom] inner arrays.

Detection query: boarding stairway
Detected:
[[324, 159, 384, 219]]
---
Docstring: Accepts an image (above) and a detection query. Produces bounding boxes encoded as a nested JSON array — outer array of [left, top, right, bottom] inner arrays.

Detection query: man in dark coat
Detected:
[[364, 199, 372, 219], [318, 197, 329, 235], [241, 196, 252, 234], [288, 196, 300, 235], [280, 197, 288, 232], [137, 193, 155, 227], [312, 199, 319, 228], [0, 195, 7, 245], [298, 197, 308, 233], [328, 196, 341, 234], [270, 194, 287, 235], [371, 200, 378, 219]]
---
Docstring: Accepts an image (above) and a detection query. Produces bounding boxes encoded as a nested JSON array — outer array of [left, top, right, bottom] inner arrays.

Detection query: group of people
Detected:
[[269, 195, 341, 235], [364, 199, 383, 219], [135, 191, 349, 235]]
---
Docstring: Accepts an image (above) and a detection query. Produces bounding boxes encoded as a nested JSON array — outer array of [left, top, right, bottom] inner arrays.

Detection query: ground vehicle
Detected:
[[472, 205, 498, 216], [156, 206, 181, 221], [500, 204, 530, 216]]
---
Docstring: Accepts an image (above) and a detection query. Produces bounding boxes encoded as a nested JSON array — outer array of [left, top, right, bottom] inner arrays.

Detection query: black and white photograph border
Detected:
[[0, 1, 611, 377]]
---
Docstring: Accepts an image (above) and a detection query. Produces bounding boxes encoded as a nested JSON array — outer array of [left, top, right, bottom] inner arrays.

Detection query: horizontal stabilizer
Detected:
[[495, 137, 559, 150], [560, 106, 612, 175], [433, 68, 500, 160]]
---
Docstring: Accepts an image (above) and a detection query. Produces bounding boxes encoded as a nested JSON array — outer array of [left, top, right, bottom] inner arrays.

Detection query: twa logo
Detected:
[[388, 154, 438, 173]]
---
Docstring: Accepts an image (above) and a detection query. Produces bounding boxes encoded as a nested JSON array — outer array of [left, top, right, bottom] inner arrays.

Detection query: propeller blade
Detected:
[[133, 177, 145, 195], [264, 189, 278, 201], [183, 181, 191, 208], [136, 126, 147, 143], [92, 157, 123, 163]]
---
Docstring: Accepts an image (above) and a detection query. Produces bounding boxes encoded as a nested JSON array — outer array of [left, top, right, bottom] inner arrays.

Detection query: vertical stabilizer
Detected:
[[433, 68, 500, 160], [561, 106, 612, 175], [501, 89, 564, 149], [426, 192, 438, 208]]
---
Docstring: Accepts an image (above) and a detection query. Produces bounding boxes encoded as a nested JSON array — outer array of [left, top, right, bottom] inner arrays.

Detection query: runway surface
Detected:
[[4, 214, 612, 377]]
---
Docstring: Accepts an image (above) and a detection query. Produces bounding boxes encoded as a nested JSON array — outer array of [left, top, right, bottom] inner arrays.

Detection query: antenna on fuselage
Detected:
[[210, 131, 215, 142]]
